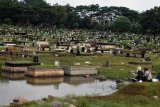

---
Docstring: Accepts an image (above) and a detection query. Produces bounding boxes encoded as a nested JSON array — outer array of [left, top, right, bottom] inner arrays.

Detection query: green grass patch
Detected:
[[32, 64, 60, 69], [6, 60, 33, 64], [80, 83, 160, 107]]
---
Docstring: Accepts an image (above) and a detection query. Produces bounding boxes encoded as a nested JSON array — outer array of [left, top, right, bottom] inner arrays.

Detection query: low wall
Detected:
[[128, 61, 152, 65], [26, 67, 64, 77], [63, 66, 97, 76], [5, 62, 41, 67], [2, 66, 27, 73]]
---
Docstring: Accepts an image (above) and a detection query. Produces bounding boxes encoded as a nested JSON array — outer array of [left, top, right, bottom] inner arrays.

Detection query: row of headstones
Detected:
[[1, 26, 160, 49], [110, 48, 147, 58], [68, 46, 106, 55]]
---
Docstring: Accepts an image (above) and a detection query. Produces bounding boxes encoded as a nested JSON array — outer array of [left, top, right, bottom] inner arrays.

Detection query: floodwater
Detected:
[[0, 72, 117, 106]]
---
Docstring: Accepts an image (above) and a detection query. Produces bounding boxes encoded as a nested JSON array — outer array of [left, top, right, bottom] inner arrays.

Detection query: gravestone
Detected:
[[101, 48, 104, 53], [87, 48, 91, 53], [33, 56, 39, 63], [70, 49, 74, 54], [81, 47, 85, 52], [76, 49, 80, 55], [145, 57, 151, 61], [33, 52, 39, 62], [126, 52, 130, 57], [141, 49, 146, 58], [113, 50, 117, 55], [55, 61, 60, 66], [106, 60, 110, 67], [110, 49, 113, 55]]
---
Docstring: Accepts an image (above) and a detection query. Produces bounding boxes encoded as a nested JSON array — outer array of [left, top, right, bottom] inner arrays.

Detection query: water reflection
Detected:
[[0, 73, 117, 106], [64, 76, 95, 85], [26, 76, 63, 85], [0, 72, 9, 84], [2, 72, 24, 80]]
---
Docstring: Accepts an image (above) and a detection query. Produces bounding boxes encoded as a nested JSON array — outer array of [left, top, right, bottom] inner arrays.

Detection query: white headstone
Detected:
[[68, 47, 71, 53], [55, 61, 60, 66]]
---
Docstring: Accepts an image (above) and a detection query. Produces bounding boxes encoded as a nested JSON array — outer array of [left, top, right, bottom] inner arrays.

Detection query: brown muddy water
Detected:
[[0, 72, 117, 106]]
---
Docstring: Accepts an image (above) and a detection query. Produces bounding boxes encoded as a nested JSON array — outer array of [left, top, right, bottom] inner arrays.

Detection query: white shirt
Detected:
[[144, 71, 152, 80]]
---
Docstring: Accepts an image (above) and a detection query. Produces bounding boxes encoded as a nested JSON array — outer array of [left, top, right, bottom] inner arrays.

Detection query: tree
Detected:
[[80, 16, 91, 29], [73, 23, 79, 29], [141, 7, 160, 37], [112, 16, 131, 33], [23, 0, 49, 8], [54, 5, 68, 27], [89, 4, 99, 11], [130, 22, 141, 34], [91, 20, 103, 30], [66, 12, 80, 28]]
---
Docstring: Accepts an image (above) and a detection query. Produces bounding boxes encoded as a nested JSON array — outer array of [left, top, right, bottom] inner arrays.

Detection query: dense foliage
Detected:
[[0, 0, 159, 34], [111, 16, 131, 33]]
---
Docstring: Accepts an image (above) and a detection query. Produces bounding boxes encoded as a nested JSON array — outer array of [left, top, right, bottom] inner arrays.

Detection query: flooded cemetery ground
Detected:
[[0, 72, 117, 106], [0, 27, 160, 106]]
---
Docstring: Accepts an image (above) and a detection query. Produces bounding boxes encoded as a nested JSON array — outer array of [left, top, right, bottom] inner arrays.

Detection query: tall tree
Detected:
[[66, 12, 80, 28], [112, 16, 131, 33], [23, 0, 49, 8], [141, 7, 160, 36], [80, 16, 91, 29]]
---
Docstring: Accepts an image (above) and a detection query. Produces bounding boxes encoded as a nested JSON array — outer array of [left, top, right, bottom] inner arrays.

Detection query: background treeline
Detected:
[[0, 0, 160, 35]]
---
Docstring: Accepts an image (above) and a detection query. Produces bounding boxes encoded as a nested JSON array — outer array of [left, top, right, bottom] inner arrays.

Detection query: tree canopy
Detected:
[[111, 16, 131, 33], [141, 7, 160, 36], [0, 0, 159, 35]]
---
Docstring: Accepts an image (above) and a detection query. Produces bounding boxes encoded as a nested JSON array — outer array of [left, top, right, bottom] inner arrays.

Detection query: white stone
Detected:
[[85, 61, 90, 64], [74, 62, 81, 66], [55, 54, 58, 57], [55, 61, 60, 66], [121, 62, 124, 65], [153, 96, 159, 99]]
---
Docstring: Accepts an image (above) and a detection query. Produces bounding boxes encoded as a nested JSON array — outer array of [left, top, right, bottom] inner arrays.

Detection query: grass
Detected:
[[6, 60, 33, 64], [37, 53, 144, 80], [85, 82, 160, 107], [0, 52, 157, 79], [98, 66, 132, 80], [45, 82, 159, 107]]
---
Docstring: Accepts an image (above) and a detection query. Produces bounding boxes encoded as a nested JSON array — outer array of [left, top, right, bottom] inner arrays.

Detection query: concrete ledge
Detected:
[[25, 67, 64, 77], [5, 62, 41, 67], [2, 66, 28, 73], [63, 66, 97, 76]]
